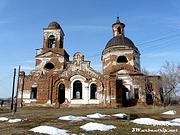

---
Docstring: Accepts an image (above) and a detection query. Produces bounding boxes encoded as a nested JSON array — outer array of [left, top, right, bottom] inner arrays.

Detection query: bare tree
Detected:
[[141, 68, 156, 76], [160, 61, 180, 105]]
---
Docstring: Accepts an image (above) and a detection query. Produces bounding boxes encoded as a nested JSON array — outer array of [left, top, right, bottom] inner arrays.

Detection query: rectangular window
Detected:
[[30, 87, 37, 99], [134, 88, 139, 99]]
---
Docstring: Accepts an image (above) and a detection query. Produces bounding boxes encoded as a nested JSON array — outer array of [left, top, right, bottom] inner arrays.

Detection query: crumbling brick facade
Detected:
[[17, 18, 163, 107]]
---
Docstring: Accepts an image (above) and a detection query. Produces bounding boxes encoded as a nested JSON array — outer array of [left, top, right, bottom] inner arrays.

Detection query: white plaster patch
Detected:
[[103, 62, 111, 69], [46, 100, 51, 104], [70, 75, 86, 82], [112, 61, 116, 65], [35, 58, 51, 71], [36, 49, 43, 55], [103, 50, 133, 59], [20, 90, 31, 99], [23, 99, 37, 104], [44, 29, 62, 40], [129, 59, 134, 66], [58, 56, 64, 63]]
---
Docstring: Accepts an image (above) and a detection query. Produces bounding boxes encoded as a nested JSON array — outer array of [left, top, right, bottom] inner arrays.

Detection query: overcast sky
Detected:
[[0, 0, 180, 98]]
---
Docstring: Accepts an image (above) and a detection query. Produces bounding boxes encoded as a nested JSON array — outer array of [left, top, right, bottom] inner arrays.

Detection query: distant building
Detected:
[[17, 17, 163, 107]]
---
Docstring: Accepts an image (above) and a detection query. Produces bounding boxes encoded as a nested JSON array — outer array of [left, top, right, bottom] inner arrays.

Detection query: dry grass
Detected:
[[0, 105, 179, 135]]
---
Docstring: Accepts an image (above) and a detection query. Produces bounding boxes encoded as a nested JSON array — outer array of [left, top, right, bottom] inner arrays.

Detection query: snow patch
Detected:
[[0, 117, 8, 121], [171, 118, 180, 123], [29, 125, 70, 135], [58, 115, 87, 122], [112, 113, 127, 118], [8, 118, 22, 123], [161, 110, 176, 115], [80, 122, 116, 131], [132, 118, 180, 126], [86, 113, 110, 119]]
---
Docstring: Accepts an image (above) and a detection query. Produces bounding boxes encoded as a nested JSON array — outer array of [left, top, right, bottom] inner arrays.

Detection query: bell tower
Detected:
[[43, 21, 64, 49], [35, 21, 69, 73], [112, 17, 125, 37]]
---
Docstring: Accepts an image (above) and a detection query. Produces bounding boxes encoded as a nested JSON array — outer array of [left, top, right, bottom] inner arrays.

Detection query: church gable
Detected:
[[60, 52, 102, 80], [36, 49, 65, 58]]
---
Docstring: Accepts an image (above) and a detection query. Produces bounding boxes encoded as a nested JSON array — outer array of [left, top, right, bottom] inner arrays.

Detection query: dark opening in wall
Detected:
[[90, 83, 97, 99], [134, 88, 139, 99], [30, 87, 37, 99], [160, 88, 164, 103], [58, 84, 65, 104], [117, 56, 128, 63], [73, 80, 82, 99], [146, 81, 153, 105], [117, 27, 121, 34], [44, 62, 55, 70], [48, 35, 56, 48]]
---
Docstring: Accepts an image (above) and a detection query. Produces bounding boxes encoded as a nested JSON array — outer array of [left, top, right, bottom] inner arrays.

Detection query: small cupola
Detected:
[[112, 17, 125, 37], [43, 21, 64, 49], [48, 21, 61, 29]]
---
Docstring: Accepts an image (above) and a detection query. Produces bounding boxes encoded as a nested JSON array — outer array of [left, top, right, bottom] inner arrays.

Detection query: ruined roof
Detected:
[[48, 21, 61, 29], [105, 36, 138, 51]]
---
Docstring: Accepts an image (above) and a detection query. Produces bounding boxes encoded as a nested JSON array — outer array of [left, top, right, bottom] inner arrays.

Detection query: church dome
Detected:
[[105, 36, 138, 51], [48, 21, 61, 29]]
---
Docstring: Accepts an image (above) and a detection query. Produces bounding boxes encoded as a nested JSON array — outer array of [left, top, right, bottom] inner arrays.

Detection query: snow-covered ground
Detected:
[[132, 118, 180, 126], [86, 113, 110, 119], [8, 118, 22, 123], [59, 113, 110, 121], [112, 113, 127, 118], [161, 110, 176, 115], [0, 117, 8, 121], [80, 122, 116, 131], [29, 125, 70, 135], [58, 115, 87, 122], [0, 117, 23, 123]]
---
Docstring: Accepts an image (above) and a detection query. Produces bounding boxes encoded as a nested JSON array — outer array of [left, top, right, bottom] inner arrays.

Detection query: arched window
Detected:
[[44, 62, 55, 70], [48, 35, 56, 48], [90, 83, 97, 99], [73, 80, 82, 99], [117, 27, 121, 34], [117, 56, 128, 63]]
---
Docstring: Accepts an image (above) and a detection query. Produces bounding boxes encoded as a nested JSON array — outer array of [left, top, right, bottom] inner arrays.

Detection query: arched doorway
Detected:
[[58, 84, 65, 104], [116, 80, 129, 106], [90, 83, 97, 99], [73, 80, 82, 99], [122, 86, 128, 106], [146, 93, 153, 105], [145, 81, 153, 105]]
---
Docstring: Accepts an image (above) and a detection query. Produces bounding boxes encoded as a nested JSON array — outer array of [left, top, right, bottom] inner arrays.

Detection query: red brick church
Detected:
[[17, 17, 163, 107]]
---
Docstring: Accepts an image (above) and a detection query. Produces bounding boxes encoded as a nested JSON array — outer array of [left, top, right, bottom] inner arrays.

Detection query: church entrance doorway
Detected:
[[116, 80, 129, 106], [58, 84, 65, 104]]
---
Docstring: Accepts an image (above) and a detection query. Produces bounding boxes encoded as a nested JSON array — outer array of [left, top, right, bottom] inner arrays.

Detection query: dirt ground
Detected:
[[0, 105, 180, 135]]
